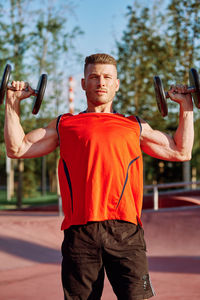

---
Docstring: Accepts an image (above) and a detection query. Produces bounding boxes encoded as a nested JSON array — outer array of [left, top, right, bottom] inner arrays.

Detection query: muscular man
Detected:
[[4, 54, 194, 300]]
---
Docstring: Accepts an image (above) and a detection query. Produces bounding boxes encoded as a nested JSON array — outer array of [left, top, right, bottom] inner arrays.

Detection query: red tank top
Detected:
[[57, 113, 143, 230]]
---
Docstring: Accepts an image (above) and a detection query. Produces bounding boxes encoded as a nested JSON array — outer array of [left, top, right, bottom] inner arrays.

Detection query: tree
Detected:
[[115, 0, 200, 184], [0, 0, 34, 207], [115, 4, 175, 184], [28, 3, 83, 194], [167, 0, 200, 182], [0, 0, 84, 202]]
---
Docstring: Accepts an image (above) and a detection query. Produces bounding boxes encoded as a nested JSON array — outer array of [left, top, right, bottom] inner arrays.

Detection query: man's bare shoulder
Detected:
[[46, 118, 58, 129], [137, 117, 152, 135]]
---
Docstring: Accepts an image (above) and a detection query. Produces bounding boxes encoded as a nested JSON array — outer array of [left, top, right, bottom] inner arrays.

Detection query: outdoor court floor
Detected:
[[0, 206, 200, 300]]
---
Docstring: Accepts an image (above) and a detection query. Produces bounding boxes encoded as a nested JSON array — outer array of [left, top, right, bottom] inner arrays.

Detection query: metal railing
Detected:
[[144, 181, 200, 210]]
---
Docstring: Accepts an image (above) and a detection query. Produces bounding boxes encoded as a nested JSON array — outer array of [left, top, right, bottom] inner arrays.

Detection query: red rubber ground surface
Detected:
[[0, 206, 200, 300]]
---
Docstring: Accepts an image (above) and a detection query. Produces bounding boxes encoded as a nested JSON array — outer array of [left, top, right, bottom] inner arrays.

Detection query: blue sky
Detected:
[[65, 0, 167, 111], [1, 0, 166, 111], [69, 0, 135, 59], [66, 0, 138, 110], [1, 0, 138, 110], [68, 0, 167, 64]]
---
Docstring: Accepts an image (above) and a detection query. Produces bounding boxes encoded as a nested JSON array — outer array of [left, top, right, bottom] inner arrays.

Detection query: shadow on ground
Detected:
[[148, 256, 200, 274], [0, 235, 61, 264]]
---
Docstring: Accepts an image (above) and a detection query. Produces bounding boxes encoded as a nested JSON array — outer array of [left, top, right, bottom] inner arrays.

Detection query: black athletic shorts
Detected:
[[61, 220, 155, 300]]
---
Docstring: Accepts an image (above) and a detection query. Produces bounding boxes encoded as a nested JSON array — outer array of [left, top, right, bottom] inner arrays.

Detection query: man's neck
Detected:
[[86, 104, 113, 113]]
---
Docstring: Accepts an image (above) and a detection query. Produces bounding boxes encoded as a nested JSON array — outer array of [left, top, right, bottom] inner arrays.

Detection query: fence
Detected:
[[144, 180, 200, 210]]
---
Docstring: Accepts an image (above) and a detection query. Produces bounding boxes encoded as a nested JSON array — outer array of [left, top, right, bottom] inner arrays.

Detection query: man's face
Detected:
[[81, 63, 120, 107]]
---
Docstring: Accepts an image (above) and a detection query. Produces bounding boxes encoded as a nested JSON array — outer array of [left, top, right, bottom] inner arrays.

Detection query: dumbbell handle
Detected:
[[165, 86, 196, 98], [7, 85, 37, 97]]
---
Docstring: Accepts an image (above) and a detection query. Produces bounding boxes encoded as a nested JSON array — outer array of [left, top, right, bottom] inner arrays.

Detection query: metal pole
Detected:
[[153, 185, 159, 210], [68, 76, 74, 114], [6, 156, 11, 201]]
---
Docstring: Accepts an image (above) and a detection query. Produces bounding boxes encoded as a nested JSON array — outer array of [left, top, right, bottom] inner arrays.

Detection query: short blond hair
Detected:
[[84, 53, 117, 74]]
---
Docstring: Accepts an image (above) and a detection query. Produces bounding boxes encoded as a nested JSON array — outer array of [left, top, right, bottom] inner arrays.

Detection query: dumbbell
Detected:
[[153, 68, 200, 117], [0, 64, 47, 114]]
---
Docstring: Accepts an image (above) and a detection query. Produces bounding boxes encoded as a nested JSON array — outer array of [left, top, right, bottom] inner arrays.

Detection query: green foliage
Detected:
[[115, 6, 173, 123], [115, 0, 200, 184], [0, 104, 5, 144], [22, 159, 39, 197], [0, 189, 58, 210], [167, 0, 200, 81], [0, 0, 84, 200]]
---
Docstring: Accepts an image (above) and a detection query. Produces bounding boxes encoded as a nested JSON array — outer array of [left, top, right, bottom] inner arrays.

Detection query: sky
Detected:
[[66, 0, 138, 110], [69, 0, 134, 58], [1, 0, 161, 112], [65, 0, 167, 111]]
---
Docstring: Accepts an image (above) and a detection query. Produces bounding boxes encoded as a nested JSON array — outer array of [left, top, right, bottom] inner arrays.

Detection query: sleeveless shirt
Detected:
[[57, 112, 143, 230]]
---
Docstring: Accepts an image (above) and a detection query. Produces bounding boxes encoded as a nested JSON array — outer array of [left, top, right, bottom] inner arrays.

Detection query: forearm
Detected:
[[4, 95, 26, 157], [4, 82, 58, 159], [173, 100, 194, 160]]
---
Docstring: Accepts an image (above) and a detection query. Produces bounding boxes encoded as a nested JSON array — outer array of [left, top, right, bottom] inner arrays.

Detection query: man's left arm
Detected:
[[140, 85, 194, 161]]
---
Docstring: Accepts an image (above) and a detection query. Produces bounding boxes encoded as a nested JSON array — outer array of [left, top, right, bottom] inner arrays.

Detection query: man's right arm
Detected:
[[4, 81, 59, 159]]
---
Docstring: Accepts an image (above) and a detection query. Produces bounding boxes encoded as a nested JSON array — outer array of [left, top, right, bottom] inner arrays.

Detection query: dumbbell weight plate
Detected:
[[32, 74, 47, 114], [189, 68, 200, 109], [153, 76, 168, 117], [0, 64, 11, 105]]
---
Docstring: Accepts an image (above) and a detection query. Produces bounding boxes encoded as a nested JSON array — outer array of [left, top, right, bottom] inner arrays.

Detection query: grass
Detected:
[[0, 190, 58, 210]]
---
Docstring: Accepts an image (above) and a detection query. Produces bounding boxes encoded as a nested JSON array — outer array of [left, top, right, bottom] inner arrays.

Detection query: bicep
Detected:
[[16, 120, 59, 158], [140, 119, 179, 161]]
